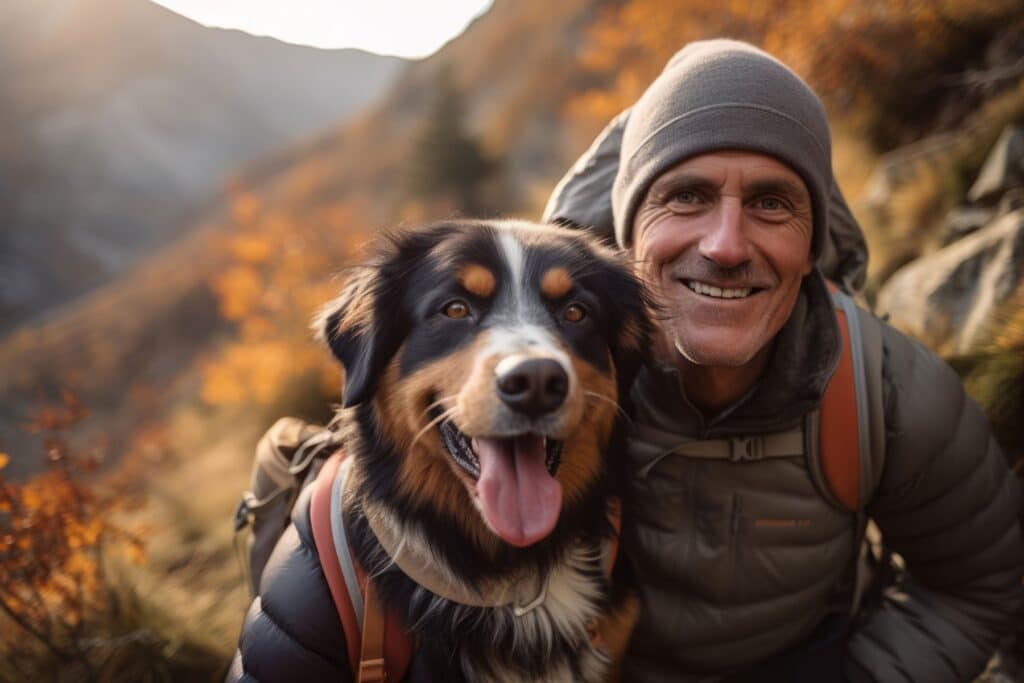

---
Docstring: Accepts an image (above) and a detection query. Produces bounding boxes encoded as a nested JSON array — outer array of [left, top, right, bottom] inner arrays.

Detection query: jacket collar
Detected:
[[633, 269, 841, 438]]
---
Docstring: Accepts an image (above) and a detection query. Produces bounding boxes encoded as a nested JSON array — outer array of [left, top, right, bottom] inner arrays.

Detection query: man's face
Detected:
[[633, 151, 814, 369]]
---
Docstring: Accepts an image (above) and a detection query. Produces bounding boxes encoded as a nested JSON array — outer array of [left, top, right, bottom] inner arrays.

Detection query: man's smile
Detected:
[[681, 278, 763, 300]]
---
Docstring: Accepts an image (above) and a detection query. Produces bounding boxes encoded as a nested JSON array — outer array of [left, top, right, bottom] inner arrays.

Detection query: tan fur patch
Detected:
[[372, 336, 505, 555], [595, 592, 640, 680], [366, 328, 619, 553], [458, 263, 495, 298], [540, 267, 573, 299], [557, 354, 617, 504]]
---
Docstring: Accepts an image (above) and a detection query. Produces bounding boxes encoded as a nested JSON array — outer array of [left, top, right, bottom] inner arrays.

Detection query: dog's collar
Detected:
[[360, 498, 549, 612]]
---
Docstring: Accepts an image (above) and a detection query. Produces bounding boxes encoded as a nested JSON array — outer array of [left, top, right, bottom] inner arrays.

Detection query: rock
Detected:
[[876, 208, 1024, 356], [967, 125, 1024, 204]]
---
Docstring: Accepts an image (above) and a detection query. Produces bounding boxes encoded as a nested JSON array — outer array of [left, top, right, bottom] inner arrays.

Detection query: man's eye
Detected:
[[442, 300, 471, 319], [756, 196, 787, 211], [671, 190, 701, 204]]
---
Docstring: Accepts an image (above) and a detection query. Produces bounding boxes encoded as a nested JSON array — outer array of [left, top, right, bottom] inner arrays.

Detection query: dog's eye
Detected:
[[563, 303, 586, 323], [442, 300, 471, 319]]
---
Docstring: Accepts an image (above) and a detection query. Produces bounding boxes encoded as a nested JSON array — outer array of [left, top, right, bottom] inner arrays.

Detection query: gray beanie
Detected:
[[612, 39, 832, 253]]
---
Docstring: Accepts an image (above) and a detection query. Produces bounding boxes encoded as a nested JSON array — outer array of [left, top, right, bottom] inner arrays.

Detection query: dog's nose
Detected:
[[495, 356, 568, 418]]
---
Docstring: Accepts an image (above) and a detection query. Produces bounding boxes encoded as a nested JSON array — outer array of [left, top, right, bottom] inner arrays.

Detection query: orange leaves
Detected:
[[0, 389, 146, 666], [229, 233, 273, 265], [22, 389, 88, 434], [200, 340, 321, 406], [211, 265, 264, 321], [200, 187, 370, 408], [566, 0, 1022, 146]]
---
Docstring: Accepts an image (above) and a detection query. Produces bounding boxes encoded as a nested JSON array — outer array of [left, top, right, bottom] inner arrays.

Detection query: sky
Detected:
[[150, 0, 494, 59]]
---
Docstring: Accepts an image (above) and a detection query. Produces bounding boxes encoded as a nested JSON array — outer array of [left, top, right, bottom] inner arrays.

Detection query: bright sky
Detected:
[[150, 0, 494, 59]]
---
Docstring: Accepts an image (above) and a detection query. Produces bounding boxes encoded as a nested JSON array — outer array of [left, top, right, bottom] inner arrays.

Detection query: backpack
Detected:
[[233, 288, 885, 681], [234, 424, 621, 682], [232, 417, 342, 595]]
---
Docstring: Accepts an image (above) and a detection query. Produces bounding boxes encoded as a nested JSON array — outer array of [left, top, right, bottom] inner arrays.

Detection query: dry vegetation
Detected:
[[3, 0, 1023, 680]]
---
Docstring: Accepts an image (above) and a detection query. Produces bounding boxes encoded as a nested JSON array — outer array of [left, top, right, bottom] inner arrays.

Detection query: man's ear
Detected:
[[316, 266, 405, 408]]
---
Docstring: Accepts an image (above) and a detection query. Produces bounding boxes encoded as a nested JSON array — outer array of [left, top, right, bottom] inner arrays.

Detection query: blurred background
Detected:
[[2, 0, 1023, 680]]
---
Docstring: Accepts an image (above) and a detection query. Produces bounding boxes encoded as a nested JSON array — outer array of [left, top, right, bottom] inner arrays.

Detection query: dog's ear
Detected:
[[316, 265, 406, 408], [607, 270, 653, 401]]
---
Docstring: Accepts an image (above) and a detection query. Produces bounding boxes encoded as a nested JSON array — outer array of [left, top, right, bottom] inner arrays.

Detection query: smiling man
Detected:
[[545, 39, 1024, 681], [633, 152, 815, 411]]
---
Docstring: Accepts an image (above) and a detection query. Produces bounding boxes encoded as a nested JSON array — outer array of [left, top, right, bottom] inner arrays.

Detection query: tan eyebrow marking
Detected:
[[458, 263, 496, 298], [540, 267, 573, 299]]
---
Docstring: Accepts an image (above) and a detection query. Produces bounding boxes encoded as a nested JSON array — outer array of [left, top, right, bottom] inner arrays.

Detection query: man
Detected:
[[543, 39, 1024, 681]]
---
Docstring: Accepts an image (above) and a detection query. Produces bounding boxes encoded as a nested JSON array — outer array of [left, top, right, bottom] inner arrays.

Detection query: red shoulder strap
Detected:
[[820, 282, 861, 512], [604, 497, 622, 577], [310, 451, 413, 681]]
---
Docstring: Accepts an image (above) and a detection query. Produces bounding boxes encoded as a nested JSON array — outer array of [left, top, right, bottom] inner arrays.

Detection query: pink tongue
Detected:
[[474, 435, 563, 547]]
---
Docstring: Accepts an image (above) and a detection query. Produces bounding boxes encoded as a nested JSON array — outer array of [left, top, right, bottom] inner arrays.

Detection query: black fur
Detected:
[[321, 220, 650, 680]]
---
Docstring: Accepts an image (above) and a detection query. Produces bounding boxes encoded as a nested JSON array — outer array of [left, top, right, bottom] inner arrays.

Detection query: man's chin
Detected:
[[671, 334, 762, 369]]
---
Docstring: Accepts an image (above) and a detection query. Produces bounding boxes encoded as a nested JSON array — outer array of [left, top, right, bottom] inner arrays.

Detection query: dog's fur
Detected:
[[317, 219, 650, 682]]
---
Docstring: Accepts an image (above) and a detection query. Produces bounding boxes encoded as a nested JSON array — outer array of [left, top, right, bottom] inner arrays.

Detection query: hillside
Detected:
[[0, 0, 608, 477], [3, 0, 1024, 678], [0, 0, 403, 333]]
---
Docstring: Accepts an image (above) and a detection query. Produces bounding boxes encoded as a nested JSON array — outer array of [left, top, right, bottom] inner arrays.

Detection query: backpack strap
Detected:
[[310, 452, 363, 672], [310, 451, 414, 682], [631, 283, 885, 515], [817, 287, 863, 512], [819, 282, 885, 512], [822, 282, 887, 615]]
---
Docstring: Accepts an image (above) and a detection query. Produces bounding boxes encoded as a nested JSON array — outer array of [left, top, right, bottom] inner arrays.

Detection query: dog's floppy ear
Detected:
[[316, 264, 406, 408], [607, 268, 653, 401]]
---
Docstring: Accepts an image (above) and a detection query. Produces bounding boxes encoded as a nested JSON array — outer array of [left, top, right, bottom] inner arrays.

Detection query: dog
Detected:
[[317, 219, 650, 682]]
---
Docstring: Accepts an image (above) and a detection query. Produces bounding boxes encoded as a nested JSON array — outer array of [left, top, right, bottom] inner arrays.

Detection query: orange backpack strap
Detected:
[[310, 452, 413, 682], [819, 288, 862, 512], [819, 281, 885, 513]]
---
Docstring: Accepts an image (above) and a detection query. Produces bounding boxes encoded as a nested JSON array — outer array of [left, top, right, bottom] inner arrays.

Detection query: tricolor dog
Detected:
[[317, 219, 650, 682]]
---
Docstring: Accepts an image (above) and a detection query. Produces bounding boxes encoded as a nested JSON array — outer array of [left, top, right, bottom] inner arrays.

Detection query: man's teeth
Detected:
[[686, 280, 753, 299]]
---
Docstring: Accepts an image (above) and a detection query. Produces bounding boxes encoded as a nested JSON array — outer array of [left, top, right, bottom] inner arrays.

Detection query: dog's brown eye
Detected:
[[563, 303, 586, 323], [443, 300, 470, 319]]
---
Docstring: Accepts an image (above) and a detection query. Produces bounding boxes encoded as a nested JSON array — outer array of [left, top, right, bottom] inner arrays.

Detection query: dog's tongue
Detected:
[[474, 435, 562, 547]]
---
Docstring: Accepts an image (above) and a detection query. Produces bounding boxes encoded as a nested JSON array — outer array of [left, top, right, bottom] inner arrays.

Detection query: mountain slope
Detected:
[[0, 0, 404, 332]]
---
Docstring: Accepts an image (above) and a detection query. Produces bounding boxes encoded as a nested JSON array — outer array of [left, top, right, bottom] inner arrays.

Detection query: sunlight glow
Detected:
[[149, 0, 494, 58]]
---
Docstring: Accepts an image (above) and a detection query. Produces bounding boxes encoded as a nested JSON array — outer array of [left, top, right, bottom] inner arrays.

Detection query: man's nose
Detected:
[[698, 199, 749, 268]]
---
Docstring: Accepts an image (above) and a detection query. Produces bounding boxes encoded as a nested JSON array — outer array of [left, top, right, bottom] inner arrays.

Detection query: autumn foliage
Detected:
[[200, 190, 371, 409], [568, 0, 1023, 147], [0, 391, 144, 679]]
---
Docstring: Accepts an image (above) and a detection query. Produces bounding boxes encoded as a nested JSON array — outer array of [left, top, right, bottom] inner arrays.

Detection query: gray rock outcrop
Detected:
[[876, 207, 1024, 355]]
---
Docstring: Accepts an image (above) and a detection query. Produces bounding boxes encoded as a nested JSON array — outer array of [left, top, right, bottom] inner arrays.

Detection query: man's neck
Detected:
[[673, 343, 774, 415]]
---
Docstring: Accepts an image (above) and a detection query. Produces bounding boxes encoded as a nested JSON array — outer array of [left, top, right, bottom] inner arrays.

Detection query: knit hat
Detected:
[[612, 39, 832, 253]]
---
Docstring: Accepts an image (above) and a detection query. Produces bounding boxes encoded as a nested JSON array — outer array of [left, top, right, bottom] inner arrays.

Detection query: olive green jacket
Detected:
[[544, 113, 1024, 682]]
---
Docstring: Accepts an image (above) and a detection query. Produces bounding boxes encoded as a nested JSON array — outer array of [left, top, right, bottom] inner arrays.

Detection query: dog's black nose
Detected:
[[495, 356, 569, 418]]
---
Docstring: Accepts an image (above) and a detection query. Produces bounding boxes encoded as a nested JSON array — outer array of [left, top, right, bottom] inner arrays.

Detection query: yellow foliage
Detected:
[[229, 234, 273, 264], [202, 189, 371, 408], [211, 265, 264, 321], [0, 414, 144, 664], [567, 0, 1022, 141]]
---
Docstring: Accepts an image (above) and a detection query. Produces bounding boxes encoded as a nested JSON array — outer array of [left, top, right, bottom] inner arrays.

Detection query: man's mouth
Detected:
[[682, 279, 761, 300]]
